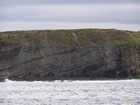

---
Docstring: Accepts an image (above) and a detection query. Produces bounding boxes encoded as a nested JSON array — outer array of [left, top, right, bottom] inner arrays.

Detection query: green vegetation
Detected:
[[0, 34, 20, 47], [116, 70, 120, 77], [56, 34, 72, 46], [106, 30, 140, 48], [1, 29, 140, 48], [23, 31, 40, 42], [136, 72, 140, 78], [128, 72, 133, 78]]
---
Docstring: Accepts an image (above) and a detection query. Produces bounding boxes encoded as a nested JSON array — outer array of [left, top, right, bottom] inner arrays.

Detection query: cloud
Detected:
[[0, 0, 140, 6], [0, 4, 140, 24], [0, 0, 140, 31]]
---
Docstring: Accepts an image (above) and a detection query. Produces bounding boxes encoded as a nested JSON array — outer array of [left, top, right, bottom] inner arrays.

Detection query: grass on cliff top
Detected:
[[0, 29, 140, 48], [0, 30, 42, 47], [105, 29, 140, 48], [0, 33, 20, 47], [55, 29, 140, 48]]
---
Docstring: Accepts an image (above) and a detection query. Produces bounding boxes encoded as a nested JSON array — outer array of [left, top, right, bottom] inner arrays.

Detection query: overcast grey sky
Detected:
[[0, 0, 140, 32]]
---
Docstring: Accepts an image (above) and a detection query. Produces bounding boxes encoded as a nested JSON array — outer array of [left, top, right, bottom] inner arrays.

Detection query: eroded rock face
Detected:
[[0, 37, 126, 80], [0, 29, 139, 80]]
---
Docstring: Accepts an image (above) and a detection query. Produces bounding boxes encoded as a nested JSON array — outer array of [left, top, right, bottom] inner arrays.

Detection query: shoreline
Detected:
[[1, 77, 140, 82]]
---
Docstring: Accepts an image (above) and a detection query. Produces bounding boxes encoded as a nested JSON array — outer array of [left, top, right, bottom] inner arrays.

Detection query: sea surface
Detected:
[[0, 79, 140, 105]]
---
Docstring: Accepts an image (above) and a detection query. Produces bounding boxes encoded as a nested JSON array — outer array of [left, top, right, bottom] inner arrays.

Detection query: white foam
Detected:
[[4, 78, 13, 82], [0, 80, 140, 105]]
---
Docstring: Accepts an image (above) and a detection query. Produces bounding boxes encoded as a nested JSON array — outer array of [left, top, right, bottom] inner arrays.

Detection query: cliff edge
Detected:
[[0, 29, 140, 81]]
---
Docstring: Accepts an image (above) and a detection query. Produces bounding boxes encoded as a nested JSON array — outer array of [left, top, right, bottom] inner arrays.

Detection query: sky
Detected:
[[0, 0, 140, 32]]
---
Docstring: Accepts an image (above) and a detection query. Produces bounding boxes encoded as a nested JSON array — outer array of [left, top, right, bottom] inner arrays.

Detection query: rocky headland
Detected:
[[0, 29, 140, 81]]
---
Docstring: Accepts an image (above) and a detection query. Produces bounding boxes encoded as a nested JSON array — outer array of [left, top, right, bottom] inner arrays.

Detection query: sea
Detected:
[[0, 79, 140, 105]]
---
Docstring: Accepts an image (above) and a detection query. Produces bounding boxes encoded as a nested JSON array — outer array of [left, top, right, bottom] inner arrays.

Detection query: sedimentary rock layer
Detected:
[[0, 29, 140, 80]]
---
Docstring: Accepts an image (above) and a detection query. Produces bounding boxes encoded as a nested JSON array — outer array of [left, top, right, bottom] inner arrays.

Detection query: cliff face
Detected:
[[0, 29, 140, 81]]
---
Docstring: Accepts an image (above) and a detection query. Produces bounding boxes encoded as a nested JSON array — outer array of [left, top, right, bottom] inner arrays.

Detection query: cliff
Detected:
[[0, 29, 140, 81]]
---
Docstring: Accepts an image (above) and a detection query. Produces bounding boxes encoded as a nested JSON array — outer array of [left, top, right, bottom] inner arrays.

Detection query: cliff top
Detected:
[[0, 29, 140, 48]]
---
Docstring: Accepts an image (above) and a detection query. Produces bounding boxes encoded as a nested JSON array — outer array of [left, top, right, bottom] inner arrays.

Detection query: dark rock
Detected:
[[0, 29, 139, 80]]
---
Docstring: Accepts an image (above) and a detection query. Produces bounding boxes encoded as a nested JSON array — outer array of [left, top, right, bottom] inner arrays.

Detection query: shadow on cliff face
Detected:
[[0, 45, 21, 61], [81, 53, 128, 79]]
